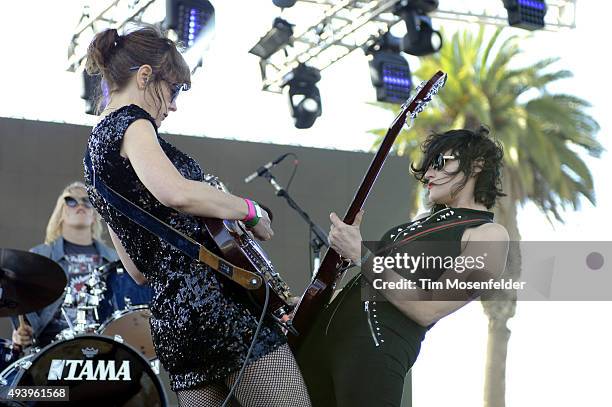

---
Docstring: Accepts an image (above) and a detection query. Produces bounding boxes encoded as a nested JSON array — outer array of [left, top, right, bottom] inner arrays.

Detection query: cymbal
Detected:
[[0, 248, 67, 317]]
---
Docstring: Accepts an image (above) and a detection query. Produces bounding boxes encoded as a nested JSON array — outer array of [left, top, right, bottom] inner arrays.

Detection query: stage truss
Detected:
[[66, 0, 577, 92]]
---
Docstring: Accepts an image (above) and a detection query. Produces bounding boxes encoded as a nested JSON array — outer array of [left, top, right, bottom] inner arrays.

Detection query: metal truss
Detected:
[[66, 0, 160, 72], [65, 0, 577, 92], [258, 0, 577, 92]]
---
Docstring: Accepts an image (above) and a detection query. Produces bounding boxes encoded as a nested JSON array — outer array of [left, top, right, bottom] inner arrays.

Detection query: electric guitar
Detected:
[[200, 175, 297, 334], [288, 70, 448, 349]]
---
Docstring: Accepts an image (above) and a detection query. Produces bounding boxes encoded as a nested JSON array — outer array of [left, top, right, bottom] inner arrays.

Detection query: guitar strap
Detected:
[[371, 214, 494, 258], [84, 151, 262, 290]]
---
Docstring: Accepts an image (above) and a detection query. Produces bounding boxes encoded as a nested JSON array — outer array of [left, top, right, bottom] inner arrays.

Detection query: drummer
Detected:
[[9, 181, 153, 352]]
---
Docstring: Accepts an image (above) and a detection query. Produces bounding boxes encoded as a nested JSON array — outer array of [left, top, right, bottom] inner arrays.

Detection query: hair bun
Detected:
[[85, 28, 121, 75], [476, 124, 491, 137]]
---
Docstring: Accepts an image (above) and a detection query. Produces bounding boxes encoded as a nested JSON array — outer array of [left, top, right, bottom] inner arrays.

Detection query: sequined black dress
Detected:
[[84, 104, 286, 391]]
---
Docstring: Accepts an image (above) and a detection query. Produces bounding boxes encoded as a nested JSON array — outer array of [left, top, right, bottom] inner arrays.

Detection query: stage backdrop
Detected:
[[0, 116, 416, 404]]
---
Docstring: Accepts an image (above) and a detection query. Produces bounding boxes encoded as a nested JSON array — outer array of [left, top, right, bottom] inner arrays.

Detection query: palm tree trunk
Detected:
[[482, 177, 521, 407]]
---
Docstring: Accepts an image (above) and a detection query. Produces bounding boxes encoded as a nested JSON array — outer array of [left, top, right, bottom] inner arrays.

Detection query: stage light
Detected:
[[503, 0, 547, 30], [249, 18, 294, 59], [165, 0, 214, 47], [165, 0, 215, 72], [394, 1, 442, 56], [283, 64, 322, 129], [273, 0, 297, 8], [367, 35, 412, 104]]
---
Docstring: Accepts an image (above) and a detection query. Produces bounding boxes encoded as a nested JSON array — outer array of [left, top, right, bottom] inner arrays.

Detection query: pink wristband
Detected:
[[243, 199, 256, 222]]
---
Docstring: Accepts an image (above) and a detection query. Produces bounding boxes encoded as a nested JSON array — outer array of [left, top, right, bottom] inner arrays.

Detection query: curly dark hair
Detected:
[[410, 125, 506, 209]]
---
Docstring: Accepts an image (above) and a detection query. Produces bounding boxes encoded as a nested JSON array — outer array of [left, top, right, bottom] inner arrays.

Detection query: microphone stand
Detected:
[[260, 170, 329, 277]]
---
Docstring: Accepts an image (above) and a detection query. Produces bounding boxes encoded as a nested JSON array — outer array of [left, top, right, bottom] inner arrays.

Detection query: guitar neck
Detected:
[[288, 125, 404, 347], [341, 117, 406, 225], [288, 71, 446, 350]]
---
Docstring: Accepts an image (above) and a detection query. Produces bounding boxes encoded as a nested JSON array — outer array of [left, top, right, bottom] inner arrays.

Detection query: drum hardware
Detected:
[[55, 329, 75, 342], [13, 357, 32, 371], [0, 355, 34, 386], [57, 261, 111, 338], [149, 359, 160, 375]]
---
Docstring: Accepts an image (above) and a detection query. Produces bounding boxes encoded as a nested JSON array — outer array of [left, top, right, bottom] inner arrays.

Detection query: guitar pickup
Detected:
[[306, 279, 326, 296]]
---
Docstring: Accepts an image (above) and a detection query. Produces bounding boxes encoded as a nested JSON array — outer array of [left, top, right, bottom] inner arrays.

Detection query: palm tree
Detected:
[[369, 26, 602, 407]]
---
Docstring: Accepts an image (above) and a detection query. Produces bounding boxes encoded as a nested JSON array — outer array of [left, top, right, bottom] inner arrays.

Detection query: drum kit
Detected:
[[0, 248, 167, 406]]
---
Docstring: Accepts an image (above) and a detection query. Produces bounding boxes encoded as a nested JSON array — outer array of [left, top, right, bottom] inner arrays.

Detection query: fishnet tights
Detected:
[[177, 344, 311, 407]]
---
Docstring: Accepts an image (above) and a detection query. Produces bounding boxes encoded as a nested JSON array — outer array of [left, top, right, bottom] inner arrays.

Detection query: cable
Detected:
[[221, 281, 270, 407], [284, 153, 299, 192]]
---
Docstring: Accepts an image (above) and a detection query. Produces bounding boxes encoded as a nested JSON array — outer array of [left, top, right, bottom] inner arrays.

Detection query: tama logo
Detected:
[[47, 359, 131, 381]]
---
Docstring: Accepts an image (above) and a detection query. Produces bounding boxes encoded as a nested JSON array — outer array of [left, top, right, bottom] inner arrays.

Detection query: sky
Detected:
[[0, 1, 610, 406]]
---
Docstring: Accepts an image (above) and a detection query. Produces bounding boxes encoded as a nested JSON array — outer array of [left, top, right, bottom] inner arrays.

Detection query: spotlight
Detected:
[[249, 18, 294, 59], [165, 0, 215, 47], [273, 0, 297, 8], [165, 0, 215, 72], [282, 64, 322, 129], [503, 0, 547, 30], [367, 35, 412, 104], [394, 0, 442, 56]]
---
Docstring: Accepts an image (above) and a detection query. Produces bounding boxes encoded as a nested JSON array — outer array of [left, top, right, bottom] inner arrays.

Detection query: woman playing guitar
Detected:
[[297, 126, 510, 407], [83, 26, 311, 407]]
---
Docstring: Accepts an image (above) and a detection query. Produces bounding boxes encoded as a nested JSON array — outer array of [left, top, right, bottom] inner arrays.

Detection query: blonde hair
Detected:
[[44, 181, 104, 245]]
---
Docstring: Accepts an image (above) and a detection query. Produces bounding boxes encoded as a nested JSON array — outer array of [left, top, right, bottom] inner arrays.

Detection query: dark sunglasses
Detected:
[[431, 153, 456, 171], [169, 82, 190, 103], [128, 66, 190, 103], [64, 196, 93, 209]]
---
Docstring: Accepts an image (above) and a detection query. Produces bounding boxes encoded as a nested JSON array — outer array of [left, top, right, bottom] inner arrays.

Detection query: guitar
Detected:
[[288, 70, 447, 350], [86, 152, 297, 333], [199, 175, 297, 334]]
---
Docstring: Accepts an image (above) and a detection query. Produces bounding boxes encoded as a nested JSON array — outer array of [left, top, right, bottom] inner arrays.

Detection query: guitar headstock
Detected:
[[390, 70, 447, 131]]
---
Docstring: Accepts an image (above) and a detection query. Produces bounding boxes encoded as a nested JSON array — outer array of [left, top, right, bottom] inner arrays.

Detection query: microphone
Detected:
[[244, 153, 290, 183]]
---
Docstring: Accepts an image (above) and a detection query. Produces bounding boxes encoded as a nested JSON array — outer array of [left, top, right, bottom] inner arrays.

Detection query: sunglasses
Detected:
[[431, 153, 456, 171], [169, 82, 190, 104], [64, 196, 93, 209], [128, 66, 190, 103]]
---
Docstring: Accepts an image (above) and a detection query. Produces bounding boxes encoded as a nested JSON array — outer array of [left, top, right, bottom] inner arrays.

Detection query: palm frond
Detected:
[[366, 27, 601, 223]]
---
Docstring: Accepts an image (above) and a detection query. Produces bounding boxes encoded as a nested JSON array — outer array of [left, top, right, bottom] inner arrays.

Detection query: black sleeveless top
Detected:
[[84, 104, 285, 391], [322, 206, 493, 369]]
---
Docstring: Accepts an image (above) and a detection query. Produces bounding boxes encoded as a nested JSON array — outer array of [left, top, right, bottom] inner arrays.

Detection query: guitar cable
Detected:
[[221, 280, 270, 407], [284, 153, 299, 192]]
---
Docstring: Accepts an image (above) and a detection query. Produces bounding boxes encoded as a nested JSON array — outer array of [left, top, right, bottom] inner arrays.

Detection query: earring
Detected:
[[140, 78, 149, 90]]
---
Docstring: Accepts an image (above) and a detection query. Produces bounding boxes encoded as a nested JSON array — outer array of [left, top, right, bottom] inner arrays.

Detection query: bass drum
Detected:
[[0, 335, 167, 406], [98, 305, 156, 361]]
